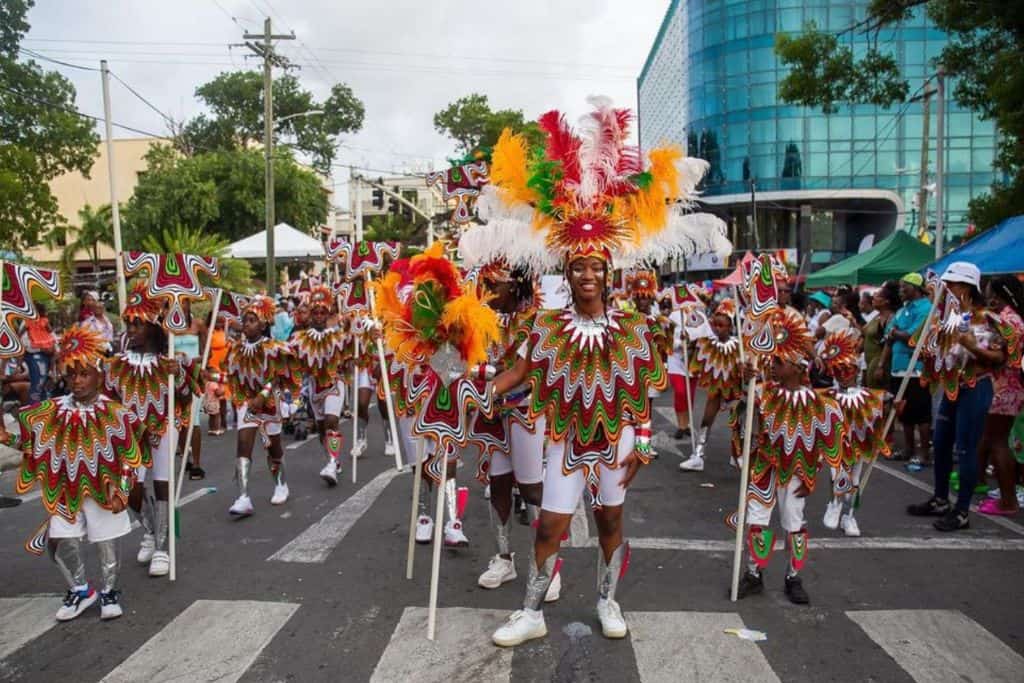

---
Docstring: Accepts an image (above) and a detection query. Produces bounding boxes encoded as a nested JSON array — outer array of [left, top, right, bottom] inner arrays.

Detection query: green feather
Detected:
[[410, 281, 445, 341], [629, 171, 653, 190], [527, 157, 561, 218]]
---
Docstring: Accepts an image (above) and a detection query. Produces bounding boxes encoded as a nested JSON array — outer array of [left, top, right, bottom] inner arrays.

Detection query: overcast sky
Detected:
[[24, 0, 668, 204]]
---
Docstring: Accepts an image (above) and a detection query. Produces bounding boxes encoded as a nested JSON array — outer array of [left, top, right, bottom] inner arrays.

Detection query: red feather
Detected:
[[409, 256, 462, 300], [538, 110, 581, 183]]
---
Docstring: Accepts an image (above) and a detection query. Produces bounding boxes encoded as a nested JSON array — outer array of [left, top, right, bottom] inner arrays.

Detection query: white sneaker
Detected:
[[384, 440, 396, 457], [56, 588, 97, 622], [484, 484, 491, 500], [271, 483, 289, 505], [478, 554, 516, 589], [320, 461, 339, 486], [100, 591, 123, 620], [679, 454, 705, 472], [444, 519, 469, 547], [544, 571, 561, 603], [229, 494, 254, 517], [823, 500, 842, 529], [596, 598, 627, 639], [136, 534, 155, 564], [492, 609, 547, 647], [148, 551, 169, 577], [415, 514, 434, 544], [841, 513, 861, 537]]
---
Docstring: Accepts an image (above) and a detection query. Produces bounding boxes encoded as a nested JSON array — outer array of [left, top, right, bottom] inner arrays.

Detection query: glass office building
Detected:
[[638, 0, 999, 266]]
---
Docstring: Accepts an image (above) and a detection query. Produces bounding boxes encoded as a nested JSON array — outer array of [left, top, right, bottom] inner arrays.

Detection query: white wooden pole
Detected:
[[166, 333, 177, 581], [175, 289, 222, 503], [680, 328, 698, 457], [406, 436, 425, 580], [365, 270, 404, 471], [427, 439, 448, 640], [729, 285, 753, 602], [351, 333, 360, 483]]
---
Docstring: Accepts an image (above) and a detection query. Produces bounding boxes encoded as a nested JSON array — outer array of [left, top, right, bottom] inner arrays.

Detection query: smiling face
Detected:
[[567, 256, 607, 306]]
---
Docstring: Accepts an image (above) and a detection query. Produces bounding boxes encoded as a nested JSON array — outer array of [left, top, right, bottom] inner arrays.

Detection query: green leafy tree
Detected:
[[0, 0, 98, 252], [364, 212, 427, 257], [178, 71, 364, 175], [433, 93, 544, 158], [773, 1, 1024, 231], [53, 203, 114, 277], [123, 144, 329, 246], [141, 224, 253, 294]]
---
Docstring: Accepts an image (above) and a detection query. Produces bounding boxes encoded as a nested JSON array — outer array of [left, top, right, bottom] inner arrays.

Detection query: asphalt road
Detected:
[[1, 393, 1022, 682]]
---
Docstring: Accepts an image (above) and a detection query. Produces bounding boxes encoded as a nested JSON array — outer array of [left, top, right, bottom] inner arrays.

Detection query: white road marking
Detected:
[[848, 609, 1024, 683], [100, 599, 298, 683], [654, 406, 677, 426], [268, 467, 401, 563], [286, 434, 317, 450], [629, 611, 780, 682], [176, 486, 216, 507], [0, 596, 60, 661], [569, 498, 589, 547], [580, 536, 1024, 552], [370, 607, 512, 683], [874, 462, 1024, 537]]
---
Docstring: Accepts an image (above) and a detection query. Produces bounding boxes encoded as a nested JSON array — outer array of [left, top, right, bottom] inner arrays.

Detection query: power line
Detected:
[[0, 84, 169, 139], [108, 71, 177, 129], [18, 47, 100, 71]]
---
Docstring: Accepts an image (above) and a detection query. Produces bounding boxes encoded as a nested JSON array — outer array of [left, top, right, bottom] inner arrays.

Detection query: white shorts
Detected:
[[746, 474, 806, 533], [357, 368, 377, 391], [238, 400, 283, 436], [541, 426, 635, 514], [310, 383, 347, 421], [137, 430, 173, 484], [399, 415, 433, 468], [49, 497, 132, 543], [489, 415, 546, 485]]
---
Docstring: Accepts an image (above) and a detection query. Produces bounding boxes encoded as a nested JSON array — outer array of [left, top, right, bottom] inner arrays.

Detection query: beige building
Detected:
[[27, 137, 160, 268]]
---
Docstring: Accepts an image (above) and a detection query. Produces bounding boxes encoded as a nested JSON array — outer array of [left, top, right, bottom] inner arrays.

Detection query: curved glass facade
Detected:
[[638, 0, 999, 249]]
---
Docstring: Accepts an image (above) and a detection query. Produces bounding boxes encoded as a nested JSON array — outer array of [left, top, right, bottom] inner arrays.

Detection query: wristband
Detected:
[[633, 424, 653, 465], [119, 463, 132, 494], [259, 382, 273, 399]]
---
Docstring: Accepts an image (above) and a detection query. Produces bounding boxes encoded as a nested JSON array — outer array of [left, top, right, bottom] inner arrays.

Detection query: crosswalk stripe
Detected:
[[267, 467, 401, 563], [581, 536, 1024, 552], [629, 611, 779, 682], [99, 599, 298, 683], [847, 609, 1024, 683], [0, 596, 60, 661], [370, 607, 512, 683]]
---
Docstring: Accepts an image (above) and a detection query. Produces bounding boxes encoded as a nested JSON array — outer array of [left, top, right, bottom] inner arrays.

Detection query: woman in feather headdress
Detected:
[[459, 97, 730, 646]]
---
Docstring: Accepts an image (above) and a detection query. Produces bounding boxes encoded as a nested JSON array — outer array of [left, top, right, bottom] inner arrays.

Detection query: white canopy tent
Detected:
[[226, 222, 325, 260]]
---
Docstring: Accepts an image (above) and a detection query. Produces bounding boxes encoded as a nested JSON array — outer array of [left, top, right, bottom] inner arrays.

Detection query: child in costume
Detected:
[[218, 295, 301, 516], [457, 99, 729, 646], [472, 260, 558, 598], [819, 328, 890, 536], [6, 325, 148, 621], [680, 299, 742, 472], [290, 286, 349, 486], [105, 283, 200, 577], [736, 307, 845, 605]]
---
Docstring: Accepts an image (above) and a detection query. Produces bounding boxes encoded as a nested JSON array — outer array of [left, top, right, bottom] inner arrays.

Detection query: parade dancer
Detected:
[[290, 286, 348, 486], [625, 270, 672, 458], [457, 99, 729, 646], [819, 328, 890, 536], [736, 308, 845, 605], [680, 299, 742, 472], [105, 284, 199, 577], [219, 295, 301, 516], [5, 325, 148, 621], [471, 261, 558, 597]]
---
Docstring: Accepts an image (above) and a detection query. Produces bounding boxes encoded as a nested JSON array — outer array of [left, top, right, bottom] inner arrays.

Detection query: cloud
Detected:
[[24, 0, 667, 196]]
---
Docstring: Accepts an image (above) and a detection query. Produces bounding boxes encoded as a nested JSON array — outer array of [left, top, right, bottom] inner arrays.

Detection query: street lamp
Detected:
[[265, 109, 325, 295]]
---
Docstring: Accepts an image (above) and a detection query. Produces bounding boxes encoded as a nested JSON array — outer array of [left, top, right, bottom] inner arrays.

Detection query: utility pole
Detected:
[[244, 18, 294, 295], [934, 66, 946, 259], [917, 87, 932, 239], [100, 60, 127, 315]]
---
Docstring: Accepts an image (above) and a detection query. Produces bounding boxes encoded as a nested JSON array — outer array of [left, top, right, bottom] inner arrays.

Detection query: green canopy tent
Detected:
[[805, 231, 934, 288]]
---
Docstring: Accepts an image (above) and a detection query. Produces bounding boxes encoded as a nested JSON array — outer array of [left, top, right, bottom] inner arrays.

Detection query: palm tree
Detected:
[[53, 204, 115, 288], [141, 224, 253, 293]]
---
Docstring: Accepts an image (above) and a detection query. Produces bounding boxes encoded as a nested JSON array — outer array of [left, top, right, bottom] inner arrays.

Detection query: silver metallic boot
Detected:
[[596, 542, 629, 638], [679, 427, 708, 471], [491, 551, 556, 647], [443, 477, 468, 546], [229, 457, 254, 516], [96, 538, 124, 619], [136, 489, 156, 564], [52, 538, 97, 621], [270, 457, 289, 505], [149, 499, 170, 576]]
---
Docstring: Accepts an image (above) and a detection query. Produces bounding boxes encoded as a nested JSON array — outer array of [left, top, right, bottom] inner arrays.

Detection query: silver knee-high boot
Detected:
[[523, 551, 559, 611], [51, 537, 86, 589], [96, 538, 120, 594], [489, 504, 512, 557], [236, 457, 251, 497], [597, 542, 628, 603]]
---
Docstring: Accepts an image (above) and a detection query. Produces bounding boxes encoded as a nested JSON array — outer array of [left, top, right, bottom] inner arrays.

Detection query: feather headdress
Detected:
[[57, 324, 108, 372], [458, 97, 731, 273], [242, 295, 276, 325], [122, 281, 163, 324], [819, 328, 862, 378], [308, 285, 334, 312], [625, 270, 659, 299]]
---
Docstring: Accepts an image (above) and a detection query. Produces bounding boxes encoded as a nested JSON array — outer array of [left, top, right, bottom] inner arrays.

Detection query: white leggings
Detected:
[[540, 426, 635, 514], [488, 416, 546, 485]]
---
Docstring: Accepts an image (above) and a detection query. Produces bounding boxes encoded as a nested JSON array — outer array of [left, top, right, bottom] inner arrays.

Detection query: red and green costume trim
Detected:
[[14, 394, 149, 522], [690, 336, 742, 402], [223, 337, 301, 419], [105, 352, 201, 437], [830, 386, 890, 467], [291, 327, 348, 399]]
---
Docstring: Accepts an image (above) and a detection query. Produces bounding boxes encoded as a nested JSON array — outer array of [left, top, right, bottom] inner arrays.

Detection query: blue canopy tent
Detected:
[[928, 215, 1024, 275]]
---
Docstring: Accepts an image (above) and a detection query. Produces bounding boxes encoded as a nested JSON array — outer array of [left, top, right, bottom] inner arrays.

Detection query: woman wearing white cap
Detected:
[[908, 261, 1008, 531]]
